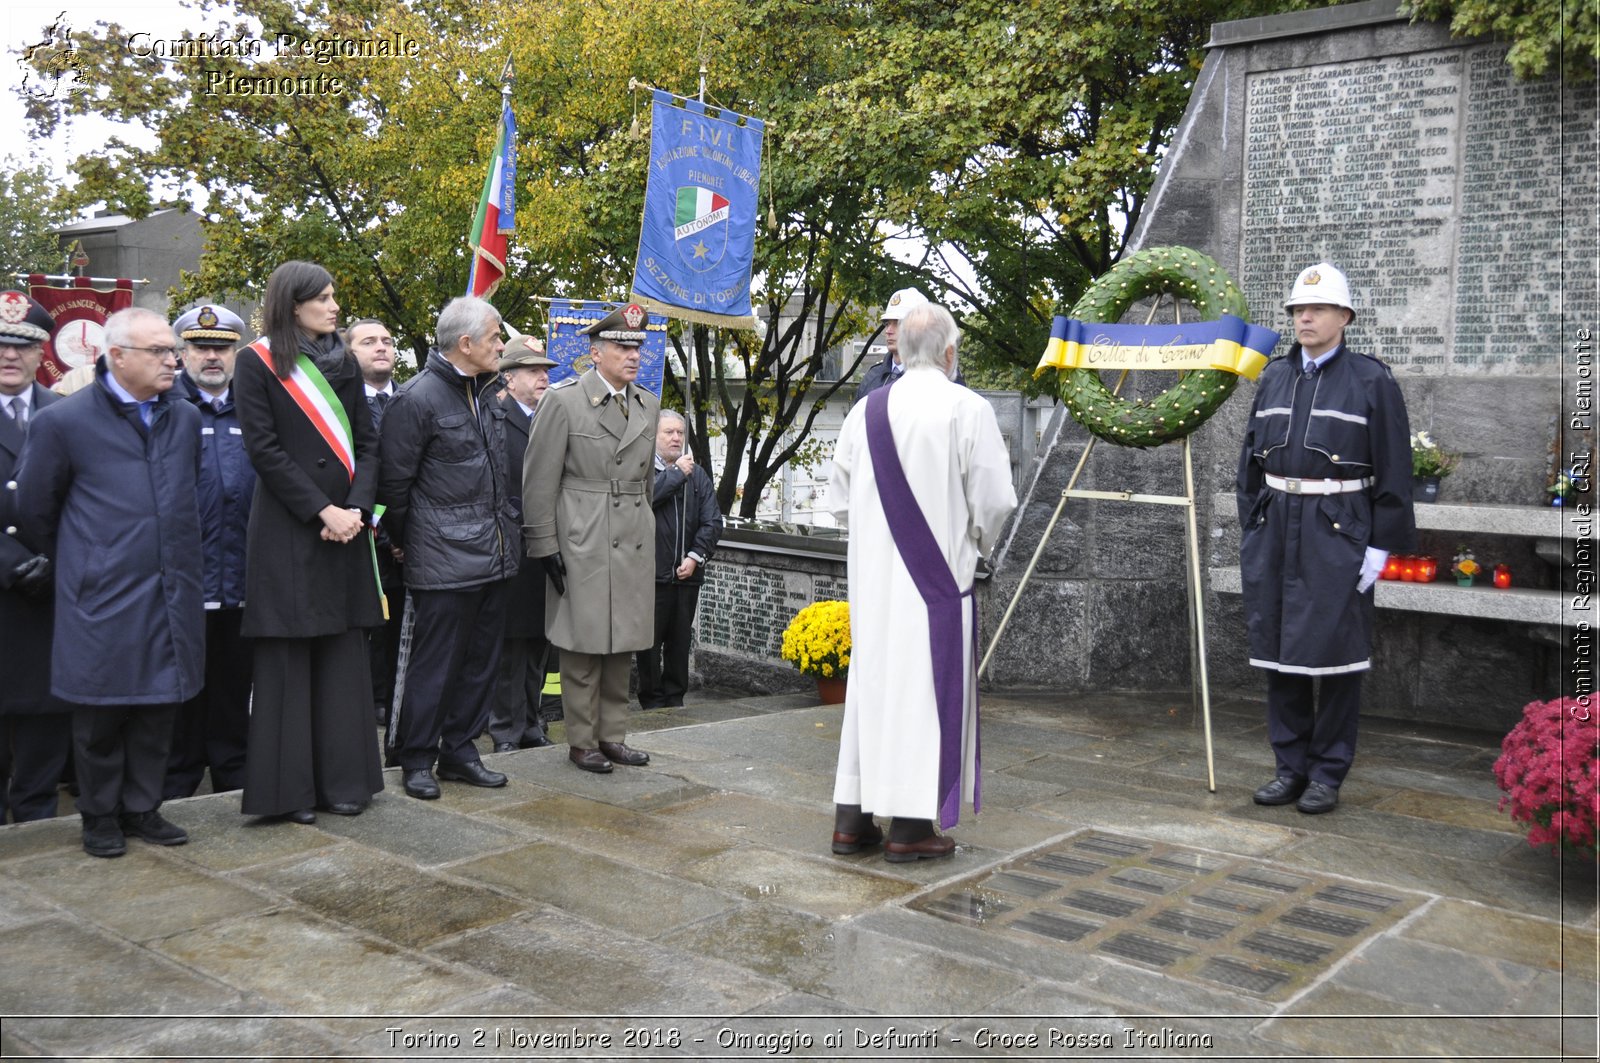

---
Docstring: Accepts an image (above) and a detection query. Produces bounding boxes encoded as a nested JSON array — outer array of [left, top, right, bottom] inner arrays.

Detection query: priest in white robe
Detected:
[[827, 301, 1018, 862]]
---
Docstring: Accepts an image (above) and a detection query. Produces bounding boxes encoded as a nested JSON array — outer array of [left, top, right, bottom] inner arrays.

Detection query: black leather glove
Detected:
[[10, 554, 52, 601], [540, 553, 567, 596]]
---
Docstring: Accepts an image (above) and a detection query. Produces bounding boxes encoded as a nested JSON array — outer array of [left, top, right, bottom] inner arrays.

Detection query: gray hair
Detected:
[[434, 296, 500, 352], [658, 409, 686, 427], [896, 302, 959, 372], [105, 308, 169, 352]]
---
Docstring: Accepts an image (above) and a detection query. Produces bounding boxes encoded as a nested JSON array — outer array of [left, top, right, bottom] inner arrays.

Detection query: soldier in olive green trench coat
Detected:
[[521, 305, 658, 774]]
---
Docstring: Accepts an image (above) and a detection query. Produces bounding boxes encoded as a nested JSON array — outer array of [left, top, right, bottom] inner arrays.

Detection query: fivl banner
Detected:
[[545, 299, 670, 396], [1035, 314, 1280, 381], [631, 89, 763, 330], [26, 274, 135, 385]]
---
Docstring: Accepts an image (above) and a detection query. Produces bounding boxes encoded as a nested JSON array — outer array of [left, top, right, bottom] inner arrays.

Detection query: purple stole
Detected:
[[864, 387, 980, 829]]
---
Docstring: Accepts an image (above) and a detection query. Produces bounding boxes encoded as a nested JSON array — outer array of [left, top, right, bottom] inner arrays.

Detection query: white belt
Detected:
[[1265, 473, 1373, 495]]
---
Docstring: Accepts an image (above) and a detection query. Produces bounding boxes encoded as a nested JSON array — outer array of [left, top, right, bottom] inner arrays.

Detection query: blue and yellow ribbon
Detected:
[[1034, 313, 1280, 380]]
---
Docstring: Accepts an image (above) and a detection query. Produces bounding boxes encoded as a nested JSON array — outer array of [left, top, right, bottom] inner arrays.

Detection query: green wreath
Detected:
[[1055, 246, 1252, 449]]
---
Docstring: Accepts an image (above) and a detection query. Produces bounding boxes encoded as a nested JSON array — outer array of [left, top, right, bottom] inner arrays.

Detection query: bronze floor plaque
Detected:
[[908, 830, 1421, 1001]]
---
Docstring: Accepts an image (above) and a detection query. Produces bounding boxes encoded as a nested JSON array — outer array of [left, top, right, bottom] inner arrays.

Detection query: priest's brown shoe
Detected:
[[831, 822, 884, 855], [598, 741, 649, 766], [569, 747, 613, 773], [884, 834, 956, 863]]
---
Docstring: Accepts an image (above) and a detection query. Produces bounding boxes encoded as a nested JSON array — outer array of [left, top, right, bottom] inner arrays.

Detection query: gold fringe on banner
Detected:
[[630, 295, 756, 331]]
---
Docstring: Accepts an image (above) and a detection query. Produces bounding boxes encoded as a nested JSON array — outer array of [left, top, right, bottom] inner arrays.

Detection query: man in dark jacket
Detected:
[[350, 318, 406, 726], [17, 307, 204, 856], [378, 296, 519, 799], [637, 410, 722, 709], [164, 305, 254, 798], [489, 337, 557, 751], [1237, 263, 1416, 816], [0, 291, 70, 822]]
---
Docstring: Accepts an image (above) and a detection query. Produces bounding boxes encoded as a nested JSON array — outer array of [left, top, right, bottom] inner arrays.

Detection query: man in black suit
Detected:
[[0, 291, 70, 822], [489, 337, 558, 752], [350, 318, 405, 728]]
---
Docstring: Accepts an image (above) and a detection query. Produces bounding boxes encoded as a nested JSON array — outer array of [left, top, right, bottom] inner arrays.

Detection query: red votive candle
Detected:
[[1383, 555, 1403, 580], [1494, 564, 1511, 589], [1401, 557, 1417, 582], [1418, 557, 1438, 582]]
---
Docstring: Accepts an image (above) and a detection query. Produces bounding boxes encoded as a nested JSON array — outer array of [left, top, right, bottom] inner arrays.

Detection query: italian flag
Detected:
[[467, 99, 516, 300], [673, 186, 730, 241]]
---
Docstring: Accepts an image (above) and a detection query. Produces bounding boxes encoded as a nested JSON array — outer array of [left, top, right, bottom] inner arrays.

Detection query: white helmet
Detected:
[[1285, 262, 1355, 320], [880, 287, 930, 321]]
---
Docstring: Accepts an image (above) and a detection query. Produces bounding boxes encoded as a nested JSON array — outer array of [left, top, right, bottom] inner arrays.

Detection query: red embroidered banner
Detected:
[[26, 275, 135, 385]]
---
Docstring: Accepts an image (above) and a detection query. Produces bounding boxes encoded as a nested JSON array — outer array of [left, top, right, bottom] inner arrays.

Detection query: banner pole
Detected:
[[1182, 433, 1217, 792]]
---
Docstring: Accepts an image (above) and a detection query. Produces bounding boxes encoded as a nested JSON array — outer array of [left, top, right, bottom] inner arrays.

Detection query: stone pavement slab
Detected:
[[0, 689, 1593, 1061]]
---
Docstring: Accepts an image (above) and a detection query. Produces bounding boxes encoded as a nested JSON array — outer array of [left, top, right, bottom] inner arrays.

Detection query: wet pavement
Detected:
[[0, 689, 1595, 1061]]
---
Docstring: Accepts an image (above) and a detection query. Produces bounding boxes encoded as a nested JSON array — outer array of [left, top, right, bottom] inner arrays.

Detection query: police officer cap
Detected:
[[880, 287, 929, 322], [580, 303, 648, 347], [173, 304, 245, 347], [1284, 263, 1355, 320], [0, 291, 54, 346], [498, 335, 558, 372]]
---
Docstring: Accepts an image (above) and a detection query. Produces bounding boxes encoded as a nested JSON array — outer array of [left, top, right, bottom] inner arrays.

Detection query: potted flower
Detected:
[[1410, 431, 1459, 503], [781, 600, 851, 704], [1549, 471, 1576, 508], [1451, 547, 1479, 587], [1494, 696, 1599, 861]]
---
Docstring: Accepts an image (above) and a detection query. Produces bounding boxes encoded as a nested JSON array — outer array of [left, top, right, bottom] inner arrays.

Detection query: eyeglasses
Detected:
[[122, 346, 179, 359]]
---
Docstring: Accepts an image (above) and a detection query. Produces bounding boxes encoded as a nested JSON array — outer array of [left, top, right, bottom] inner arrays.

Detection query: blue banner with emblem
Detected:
[[544, 299, 669, 396], [630, 89, 764, 330]]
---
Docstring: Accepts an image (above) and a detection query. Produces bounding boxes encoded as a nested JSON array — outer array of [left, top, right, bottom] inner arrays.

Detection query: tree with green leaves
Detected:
[[1405, 0, 1598, 81], [0, 158, 71, 278]]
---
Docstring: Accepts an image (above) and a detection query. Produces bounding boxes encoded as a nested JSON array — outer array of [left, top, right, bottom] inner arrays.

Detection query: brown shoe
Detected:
[[569, 747, 613, 773], [831, 822, 884, 855], [597, 741, 649, 766], [884, 834, 956, 863]]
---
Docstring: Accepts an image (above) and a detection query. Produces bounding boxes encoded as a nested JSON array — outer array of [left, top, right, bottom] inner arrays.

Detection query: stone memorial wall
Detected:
[[986, 1, 1595, 730]]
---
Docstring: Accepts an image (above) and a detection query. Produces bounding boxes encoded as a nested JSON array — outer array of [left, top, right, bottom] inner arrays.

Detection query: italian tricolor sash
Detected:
[[248, 341, 355, 481]]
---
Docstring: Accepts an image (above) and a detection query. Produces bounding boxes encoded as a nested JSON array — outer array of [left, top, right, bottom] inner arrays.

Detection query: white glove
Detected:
[[1357, 546, 1388, 593]]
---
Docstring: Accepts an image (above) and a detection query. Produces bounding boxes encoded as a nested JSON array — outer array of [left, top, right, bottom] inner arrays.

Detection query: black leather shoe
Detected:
[[1296, 780, 1339, 814], [82, 815, 126, 858], [569, 746, 613, 773], [119, 809, 188, 846], [492, 741, 518, 754], [598, 741, 649, 766], [403, 768, 440, 800], [520, 732, 554, 749], [281, 808, 316, 824], [1253, 776, 1308, 806], [320, 801, 364, 816], [437, 760, 507, 788]]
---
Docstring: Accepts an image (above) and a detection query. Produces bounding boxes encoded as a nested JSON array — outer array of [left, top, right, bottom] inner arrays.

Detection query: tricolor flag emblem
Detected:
[[674, 186, 730, 241], [467, 99, 517, 300]]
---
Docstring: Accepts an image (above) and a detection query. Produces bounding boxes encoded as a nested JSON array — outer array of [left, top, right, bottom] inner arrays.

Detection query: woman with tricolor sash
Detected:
[[234, 261, 385, 823]]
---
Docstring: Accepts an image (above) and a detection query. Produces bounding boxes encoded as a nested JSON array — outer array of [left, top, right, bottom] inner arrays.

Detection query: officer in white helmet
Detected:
[[854, 286, 967, 404], [1236, 262, 1416, 815]]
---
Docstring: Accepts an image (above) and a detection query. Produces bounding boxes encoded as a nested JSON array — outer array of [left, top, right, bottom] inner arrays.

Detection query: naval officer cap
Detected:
[[0, 291, 54, 346], [580, 303, 648, 347], [498, 335, 558, 372], [173, 304, 245, 347]]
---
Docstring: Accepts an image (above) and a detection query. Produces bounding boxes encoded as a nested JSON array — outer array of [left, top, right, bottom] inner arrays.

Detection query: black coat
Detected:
[[651, 459, 722, 585], [1236, 343, 1416, 673], [15, 368, 205, 705], [234, 343, 384, 638], [377, 350, 520, 590], [0, 383, 65, 714], [499, 393, 546, 639], [180, 374, 255, 609], [365, 386, 404, 593]]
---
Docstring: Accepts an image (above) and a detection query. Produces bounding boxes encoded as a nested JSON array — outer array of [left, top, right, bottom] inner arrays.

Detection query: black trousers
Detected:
[[367, 582, 406, 718], [165, 608, 252, 798], [637, 581, 700, 709], [397, 581, 509, 772], [1266, 670, 1363, 789], [489, 635, 550, 746], [242, 632, 384, 816], [1, 713, 71, 822], [72, 703, 179, 818]]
